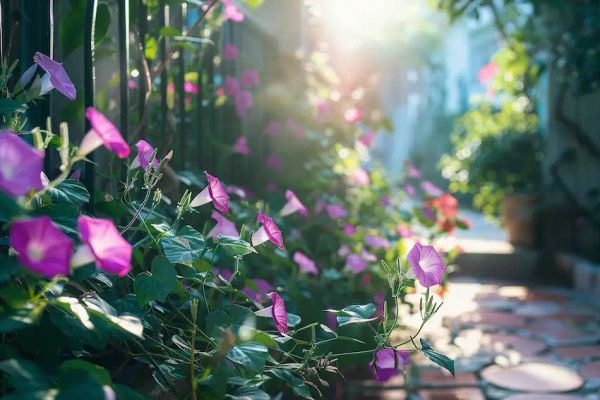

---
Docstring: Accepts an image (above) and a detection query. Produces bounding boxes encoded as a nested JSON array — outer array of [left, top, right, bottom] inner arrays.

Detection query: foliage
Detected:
[[0, 2, 469, 399]]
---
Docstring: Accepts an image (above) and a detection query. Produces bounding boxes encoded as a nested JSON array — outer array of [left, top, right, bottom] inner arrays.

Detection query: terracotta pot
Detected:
[[503, 194, 538, 247]]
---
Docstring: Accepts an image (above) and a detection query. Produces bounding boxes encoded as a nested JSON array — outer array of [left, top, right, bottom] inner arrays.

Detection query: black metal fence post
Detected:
[[83, 0, 98, 209]]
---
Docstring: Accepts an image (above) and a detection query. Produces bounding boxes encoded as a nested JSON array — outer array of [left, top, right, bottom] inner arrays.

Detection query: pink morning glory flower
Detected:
[[358, 131, 376, 148], [190, 171, 230, 213], [131, 140, 159, 170], [407, 243, 445, 288], [314, 98, 331, 119], [280, 189, 308, 217], [223, 43, 239, 59], [405, 183, 416, 197], [423, 205, 436, 220], [343, 223, 355, 236], [396, 224, 412, 238], [235, 90, 253, 118], [405, 160, 421, 178], [0, 131, 44, 196], [287, 118, 305, 139], [347, 167, 369, 186], [233, 136, 250, 155], [266, 154, 282, 172], [369, 348, 410, 382], [208, 211, 239, 239], [365, 234, 391, 249], [241, 69, 259, 87], [223, 76, 240, 96], [478, 62, 498, 84], [128, 80, 138, 90], [326, 204, 348, 220], [255, 292, 288, 333], [222, 0, 245, 22], [73, 216, 132, 276], [243, 278, 272, 302], [226, 184, 249, 199], [33, 52, 76, 100], [266, 121, 282, 136], [421, 180, 443, 196], [184, 81, 199, 94], [252, 212, 284, 248], [344, 106, 362, 124], [338, 244, 351, 257], [293, 251, 318, 275], [346, 253, 368, 273], [80, 107, 131, 158], [360, 248, 377, 262], [10, 216, 73, 278]]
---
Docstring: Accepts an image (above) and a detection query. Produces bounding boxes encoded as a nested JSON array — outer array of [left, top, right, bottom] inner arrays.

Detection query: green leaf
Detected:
[[114, 384, 150, 400], [0, 358, 51, 392], [159, 26, 181, 38], [217, 235, 257, 256], [134, 256, 177, 305], [226, 386, 270, 400], [327, 303, 377, 327], [227, 342, 268, 372], [0, 98, 27, 116], [145, 37, 158, 60], [160, 225, 205, 265], [269, 369, 313, 399], [60, 360, 112, 385], [205, 305, 254, 338], [0, 191, 25, 222], [48, 179, 90, 205], [287, 313, 301, 328], [244, 0, 264, 9], [59, 1, 111, 56], [420, 338, 455, 376], [0, 253, 21, 282]]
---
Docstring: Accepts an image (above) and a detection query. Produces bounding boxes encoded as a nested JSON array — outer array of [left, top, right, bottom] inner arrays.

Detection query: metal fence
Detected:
[[1, 0, 282, 198]]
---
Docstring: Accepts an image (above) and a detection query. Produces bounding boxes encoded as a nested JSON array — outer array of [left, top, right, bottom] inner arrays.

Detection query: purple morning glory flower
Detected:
[[10, 216, 73, 278], [33, 52, 76, 100], [369, 348, 410, 382], [251, 212, 284, 249], [0, 131, 44, 196], [208, 211, 239, 239], [293, 251, 318, 275], [407, 243, 446, 288], [280, 190, 308, 217]]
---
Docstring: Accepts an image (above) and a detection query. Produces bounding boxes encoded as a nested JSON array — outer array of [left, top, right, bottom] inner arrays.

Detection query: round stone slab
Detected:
[[481, 362, 584, 393], [514, 301, 562, 317], [505, 395, 583, 400]]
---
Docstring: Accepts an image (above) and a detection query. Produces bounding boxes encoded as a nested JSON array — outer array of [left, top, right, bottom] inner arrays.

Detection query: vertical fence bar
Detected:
[[137, 0, 147, 135], [118, 0, 129, 143], [83, 0, 98, 207], [176, 3, 186, 169], [158, 0, 168, 145]]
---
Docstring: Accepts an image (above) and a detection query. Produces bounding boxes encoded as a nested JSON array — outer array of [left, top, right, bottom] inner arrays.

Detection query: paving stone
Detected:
[[416, 369, 478, 386], [454, 329, 546, 358], [554, 346, 600, 360], [418, 388, 485, 400], [504, 394, 584, 400], [497, 286, 529, 300], [514, 301, 562, 317], [481, 362, 584, 393], [453, 311, 527, 329], [580, 361, 600, 380], [526, 320, 600, 346], [524, 290, 571, 303], [476, 297, 519, 312]]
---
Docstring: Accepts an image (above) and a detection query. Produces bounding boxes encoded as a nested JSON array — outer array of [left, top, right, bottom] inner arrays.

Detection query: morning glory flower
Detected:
[[358, 131, 376, 148], [396, 224, 412, 238], [369, 348, 410, 382], [338, 244, 351, 257], [183, 81, 199, 94], [223, 76, 240, 96], [266, 121, 282, 136], [190, 171, 230, 213], [10, 216, 73, 278], [421, 180, 443, 196], [79, 107, 131, 158], [405, 160, 421, 178], [360, 248, 377, 262], [266, 154, 282, 172], [208, 211, 239, 239], [233, 136, 250, 155], [241, 69, 259, 87], [346, 253, 368, 273], [326, 204, 348, 220], [343, 223, 355, 236], [33, 52, 76, 100], [407, 243, 445, 288], [404, 183, 416, 196], [478, 62, 498, 84], [423, 205, 436, 221], [131, 140, 159, 170], [293, 252, 318, 275], [222, 0, 245, 22], [252, 212, 284, 249], [365, 234, 391, 250], [279, 190, 307, 217], [344, 106, 361, 124], [73, 216, 132, 276], [235, 90, 253, 118], [243, 278, 272, 302], [255, 292, 288, 333], [347, 167, 369, 186], [0, 131, 44, 196], [224, 43, 239, 59]]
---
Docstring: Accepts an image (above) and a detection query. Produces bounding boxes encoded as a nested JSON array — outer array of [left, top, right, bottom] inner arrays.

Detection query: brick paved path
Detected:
[[347, 279, 600, 399]]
